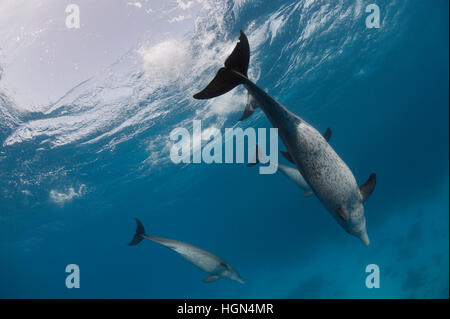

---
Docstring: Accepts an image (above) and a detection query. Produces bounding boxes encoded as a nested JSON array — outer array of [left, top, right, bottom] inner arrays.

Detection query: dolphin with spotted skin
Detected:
[[193, 31, 376, 245], [248, 128, 331, 197], [129, 218, 245, 284]]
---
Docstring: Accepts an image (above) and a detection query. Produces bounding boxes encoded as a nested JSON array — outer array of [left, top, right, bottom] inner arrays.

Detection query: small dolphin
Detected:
[[248, 128, 331, 197], [193, 31, 376, 245], [129, 218, 245, 284], [248, 144, 312, 197]]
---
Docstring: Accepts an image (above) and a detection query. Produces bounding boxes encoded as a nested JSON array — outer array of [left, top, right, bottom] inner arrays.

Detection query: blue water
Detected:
[[0, 0, 448, 298]]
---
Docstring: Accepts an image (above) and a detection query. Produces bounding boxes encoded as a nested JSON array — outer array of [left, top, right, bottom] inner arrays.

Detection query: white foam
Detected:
[[126, 2, 142, 9], [176, 0, 195, 10], [49, 184, 86, 206], [139, 39, 191, 82], [168, 14, 192, 23]]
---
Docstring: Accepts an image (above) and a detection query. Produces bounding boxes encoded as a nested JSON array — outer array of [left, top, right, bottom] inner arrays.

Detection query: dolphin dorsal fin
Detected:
[[360, 173, 376, 203], [323, 128, 332, 142], [280, 150, 295, 164], [239, 93, 258, 121], [202, 275, 220, 283], [336, 207, 349, 221]]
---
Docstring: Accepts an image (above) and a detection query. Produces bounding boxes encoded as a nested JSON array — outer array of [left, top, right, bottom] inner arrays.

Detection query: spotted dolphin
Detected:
[[193, 31, 376, 245], [248, 129, 331, 197], [129, 218, 245, 283]]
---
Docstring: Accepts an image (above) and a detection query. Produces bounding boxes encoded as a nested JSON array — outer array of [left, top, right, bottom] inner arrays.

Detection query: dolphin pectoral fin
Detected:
[[303, 191, 313, 197], [202, 275, 220, 283], [336, 207, 349, 221], [239, 93, 258, 121], [359, 173, 376, 203], [323, 128, 332, 142], [280, 150, 295, 164]]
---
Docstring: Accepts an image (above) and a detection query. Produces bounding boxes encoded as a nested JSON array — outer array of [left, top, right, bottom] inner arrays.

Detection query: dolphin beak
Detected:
[[359, 231, 370, 246], [237, 278, 246, 284]]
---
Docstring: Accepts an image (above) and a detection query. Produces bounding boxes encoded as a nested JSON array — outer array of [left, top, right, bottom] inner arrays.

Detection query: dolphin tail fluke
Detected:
[[193, 31, 250, 100], [239, 93, 259, 121], [128, 218, 146, 246]]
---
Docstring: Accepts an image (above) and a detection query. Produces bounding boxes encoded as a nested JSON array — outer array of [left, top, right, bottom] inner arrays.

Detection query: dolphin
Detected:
[[249, 144, 312, 196], [129, 218, 245, 284], [248, 128, 332, 197], [193, 31, 376, 245]]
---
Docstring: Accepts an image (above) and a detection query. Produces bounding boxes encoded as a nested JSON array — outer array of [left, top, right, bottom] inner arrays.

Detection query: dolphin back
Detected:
[[193, 31, 249, 100]]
